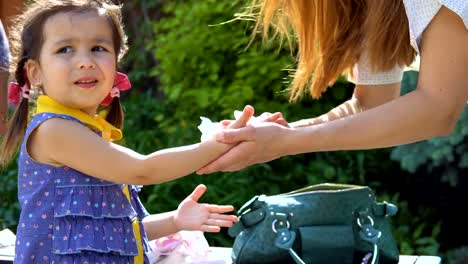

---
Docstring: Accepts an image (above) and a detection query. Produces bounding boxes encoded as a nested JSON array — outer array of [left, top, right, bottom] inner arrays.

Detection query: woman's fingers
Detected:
[[216, 125, 256, 143], [197, 141, 253, 174], [228, 105, 254, 129]]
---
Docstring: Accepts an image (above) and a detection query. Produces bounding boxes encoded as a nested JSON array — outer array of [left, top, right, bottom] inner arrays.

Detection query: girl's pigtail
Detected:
[[0, 57, 30, 167], [105, 97, 123, 130], [0, 98, 29, 167]]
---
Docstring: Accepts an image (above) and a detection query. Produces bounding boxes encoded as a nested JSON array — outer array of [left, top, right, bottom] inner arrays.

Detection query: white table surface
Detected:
[[208, 247, 442, 264]]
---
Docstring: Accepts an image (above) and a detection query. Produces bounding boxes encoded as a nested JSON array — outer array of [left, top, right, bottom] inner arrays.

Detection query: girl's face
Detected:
[[27, 11, 117, 115]]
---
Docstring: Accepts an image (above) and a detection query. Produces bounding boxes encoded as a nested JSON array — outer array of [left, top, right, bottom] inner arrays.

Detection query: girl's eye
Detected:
[[57, 46, 72, 53], [92, 46, 108, 52]]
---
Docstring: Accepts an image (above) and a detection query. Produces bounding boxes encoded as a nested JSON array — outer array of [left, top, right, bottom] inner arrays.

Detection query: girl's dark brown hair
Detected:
[[105, 97, 124, 130], [1, 0, 128, 167], [249, 0, 416, 101]]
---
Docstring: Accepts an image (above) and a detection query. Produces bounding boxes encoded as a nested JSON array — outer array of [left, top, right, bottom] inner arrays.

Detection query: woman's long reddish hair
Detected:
[[249, 0, 416, 101]]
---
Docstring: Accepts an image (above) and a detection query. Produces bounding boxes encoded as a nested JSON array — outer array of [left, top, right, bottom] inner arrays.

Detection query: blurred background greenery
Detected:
[[1, 0, 467, 263]]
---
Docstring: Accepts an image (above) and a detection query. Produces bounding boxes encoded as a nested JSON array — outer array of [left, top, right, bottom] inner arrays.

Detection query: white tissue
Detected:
[[198, 117, 222, 141], [198, 110, 257, 141]]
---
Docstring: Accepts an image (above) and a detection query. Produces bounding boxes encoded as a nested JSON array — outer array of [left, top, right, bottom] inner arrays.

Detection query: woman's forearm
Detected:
[[285, 89, 463, 154], [287, 6, 467, 154], [290, 83, 400, 128], [290, 98, 361, 128]]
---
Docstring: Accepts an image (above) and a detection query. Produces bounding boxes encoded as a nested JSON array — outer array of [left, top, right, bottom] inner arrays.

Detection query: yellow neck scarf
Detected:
[[35, 95, 122, 141]]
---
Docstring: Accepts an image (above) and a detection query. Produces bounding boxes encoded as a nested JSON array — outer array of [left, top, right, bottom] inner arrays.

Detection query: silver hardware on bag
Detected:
[[357, 215, 381, 264], [272, 219, 290, 233], [357, 215, 374, 227]]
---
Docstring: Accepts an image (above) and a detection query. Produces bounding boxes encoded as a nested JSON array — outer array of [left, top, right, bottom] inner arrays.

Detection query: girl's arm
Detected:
[[290, 83, 401, 128], [142, 184, 237, 240], [30, 106, 254, 185], [197, 6, 467, 173]]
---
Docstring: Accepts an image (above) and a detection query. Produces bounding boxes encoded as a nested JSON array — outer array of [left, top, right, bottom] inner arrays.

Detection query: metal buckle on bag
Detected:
[[272, 213, 306, 264], [270, 212, 290, 233], [357, 215, 374, 228], [357, 214, 381, 264], [357, 215, 381, 244], [272, 218, 290, 233]]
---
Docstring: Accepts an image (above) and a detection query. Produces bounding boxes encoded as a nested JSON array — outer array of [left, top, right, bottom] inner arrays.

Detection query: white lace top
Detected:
[[348, 0, 468, 85]]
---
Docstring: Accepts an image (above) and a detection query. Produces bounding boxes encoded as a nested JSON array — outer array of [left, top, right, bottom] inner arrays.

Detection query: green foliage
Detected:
[[445, 246, 468, 264], [150, 0, 292, 119], [381, 193, 441, 256], [0, 161, 20, 230]]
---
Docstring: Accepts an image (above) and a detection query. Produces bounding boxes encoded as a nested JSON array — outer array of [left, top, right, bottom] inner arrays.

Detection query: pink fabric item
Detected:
[[100, 72, 131, 106], [153, 233, 185, 254], [149, 231, 226, 264]]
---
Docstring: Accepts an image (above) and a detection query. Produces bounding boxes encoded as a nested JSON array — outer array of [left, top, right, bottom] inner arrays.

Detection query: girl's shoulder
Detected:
[[26, 112, 84, 136], [19, 113, 90, 173]]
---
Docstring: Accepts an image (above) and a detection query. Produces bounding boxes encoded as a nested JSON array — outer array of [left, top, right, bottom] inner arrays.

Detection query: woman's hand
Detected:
[[220, 111, 289, 128], [174, 184, 238, 232], [197, 121, 290, 173]]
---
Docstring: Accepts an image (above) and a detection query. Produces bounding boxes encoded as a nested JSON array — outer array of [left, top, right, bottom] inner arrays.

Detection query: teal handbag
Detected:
[[228, 183, 399, 264]]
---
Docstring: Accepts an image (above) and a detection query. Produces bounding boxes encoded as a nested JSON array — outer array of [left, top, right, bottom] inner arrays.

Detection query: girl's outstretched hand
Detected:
[[174, 184, 238, 233]]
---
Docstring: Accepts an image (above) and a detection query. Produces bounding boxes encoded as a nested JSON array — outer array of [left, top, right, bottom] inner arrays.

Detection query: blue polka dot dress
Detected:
[[14, 113, 152, 263]]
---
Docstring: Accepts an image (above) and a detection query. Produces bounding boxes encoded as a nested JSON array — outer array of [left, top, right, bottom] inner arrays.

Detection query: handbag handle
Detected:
[[272, 213, 382, 264], [358, 214, 382, 264], [272, 213, 306, 264]]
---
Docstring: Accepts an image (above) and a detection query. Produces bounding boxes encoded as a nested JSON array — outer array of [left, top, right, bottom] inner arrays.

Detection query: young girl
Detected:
[[0, 0, 253, 263]]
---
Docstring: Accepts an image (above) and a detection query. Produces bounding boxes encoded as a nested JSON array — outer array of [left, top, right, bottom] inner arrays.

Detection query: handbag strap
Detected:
[[228, 207, 265, 237], [271, 212, 383, 264], [358, 213, 382, 264], [272, 213, 306, 264]]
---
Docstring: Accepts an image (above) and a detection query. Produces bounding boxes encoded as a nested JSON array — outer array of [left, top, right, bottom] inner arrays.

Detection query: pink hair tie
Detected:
[[8, 81, 30, 107], [109, 87, 120, 98], [100, 72, 132, 107]]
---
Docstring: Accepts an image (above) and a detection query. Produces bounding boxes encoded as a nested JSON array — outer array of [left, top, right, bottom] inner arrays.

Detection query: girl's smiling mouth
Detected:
[[74, 77, 98, 88]]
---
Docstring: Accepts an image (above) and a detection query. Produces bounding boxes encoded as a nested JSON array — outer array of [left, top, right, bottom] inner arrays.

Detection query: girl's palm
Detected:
[[174, 184, 238, 233]]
